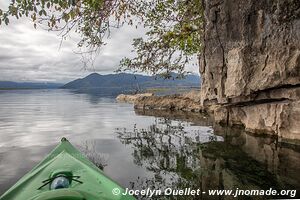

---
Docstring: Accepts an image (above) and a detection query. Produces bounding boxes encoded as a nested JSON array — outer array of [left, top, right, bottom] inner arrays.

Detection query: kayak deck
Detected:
[[0, 138, 135, 200]]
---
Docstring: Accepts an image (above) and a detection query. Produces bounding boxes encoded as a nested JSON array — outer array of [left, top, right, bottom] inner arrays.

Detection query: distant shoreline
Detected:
[[0, 88, 61, 90]]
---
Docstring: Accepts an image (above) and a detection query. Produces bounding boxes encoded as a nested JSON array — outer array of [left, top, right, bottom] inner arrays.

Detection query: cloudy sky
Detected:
[[0, 2, 198, 83]]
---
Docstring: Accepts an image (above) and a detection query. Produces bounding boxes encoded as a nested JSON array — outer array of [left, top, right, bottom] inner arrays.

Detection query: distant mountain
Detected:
[[0, 81, 63, 89], [61, 73, 200, 91]]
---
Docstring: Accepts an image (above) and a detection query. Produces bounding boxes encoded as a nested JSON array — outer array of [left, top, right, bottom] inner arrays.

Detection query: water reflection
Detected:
[[214, 126, 300, 190], [115, 117, 222, 200], [69, 89, 118, 104], [0, 145, 55, 194], [134, 109, 213, 127], [117, 109, 300, 199], [0, 90, 299, 199], [0, 90, 214, 196]]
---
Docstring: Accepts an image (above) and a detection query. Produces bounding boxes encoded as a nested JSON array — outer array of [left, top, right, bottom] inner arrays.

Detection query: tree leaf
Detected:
[[4, 18, 9, 25], [31, 13, 36, 21]]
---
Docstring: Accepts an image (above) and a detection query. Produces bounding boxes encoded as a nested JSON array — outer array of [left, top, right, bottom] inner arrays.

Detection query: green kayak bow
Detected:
[[0, 138, 135, 200]]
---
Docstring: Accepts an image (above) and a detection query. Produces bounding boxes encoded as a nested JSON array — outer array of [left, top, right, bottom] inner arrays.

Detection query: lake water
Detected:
[[0, 90, 299, 199]]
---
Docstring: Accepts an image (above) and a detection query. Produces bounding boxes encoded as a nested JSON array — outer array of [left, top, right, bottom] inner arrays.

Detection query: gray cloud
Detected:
[[0, 3, 198, 83], [0, 12, 146, 83]]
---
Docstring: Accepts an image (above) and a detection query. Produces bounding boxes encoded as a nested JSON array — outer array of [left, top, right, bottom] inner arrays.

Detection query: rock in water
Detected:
[[116, 93, 154, 103]]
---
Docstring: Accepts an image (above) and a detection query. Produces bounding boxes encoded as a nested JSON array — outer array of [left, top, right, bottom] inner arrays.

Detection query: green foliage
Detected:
[[119, 0, 204, 77], [0, 0, 132, 49], [0, 0, 204, 77]]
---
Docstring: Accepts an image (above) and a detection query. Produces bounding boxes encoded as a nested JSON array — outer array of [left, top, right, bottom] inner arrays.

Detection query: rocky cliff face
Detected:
[[200, 0, 300, 141]]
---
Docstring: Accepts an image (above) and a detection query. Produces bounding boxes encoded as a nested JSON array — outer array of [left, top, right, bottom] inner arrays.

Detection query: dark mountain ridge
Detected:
[[61, 73, 200, 90]]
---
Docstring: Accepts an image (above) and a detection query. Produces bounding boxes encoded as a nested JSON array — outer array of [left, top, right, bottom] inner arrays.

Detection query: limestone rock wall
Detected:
[[116, 93, 153, 103], [200, 0, 300, 141]]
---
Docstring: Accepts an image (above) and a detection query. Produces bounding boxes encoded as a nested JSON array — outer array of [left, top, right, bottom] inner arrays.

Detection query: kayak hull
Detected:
[[0, 138, 135, 200]]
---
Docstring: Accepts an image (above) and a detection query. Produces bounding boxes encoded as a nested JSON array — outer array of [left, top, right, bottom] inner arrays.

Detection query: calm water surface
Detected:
[[0, 90, 299, 199]]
